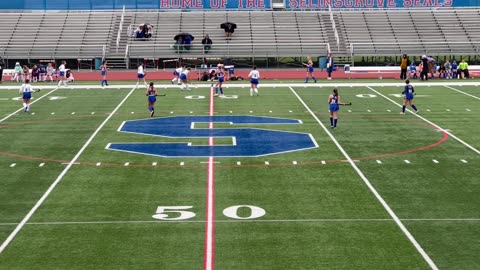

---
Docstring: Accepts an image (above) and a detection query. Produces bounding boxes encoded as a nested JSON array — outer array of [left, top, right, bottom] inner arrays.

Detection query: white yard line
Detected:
[[444, 85, 480, 101], [289, 86, 439, 270], [0, 86, 137, 254], [1, 218, 479, 227], [0, 87, 58, 123], [367, 86, 480, 155]]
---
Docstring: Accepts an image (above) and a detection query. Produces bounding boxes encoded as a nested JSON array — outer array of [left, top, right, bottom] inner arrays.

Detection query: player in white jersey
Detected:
[[179, 67, 191, 91], [248, 65, 260, 96], [57, 61, 68, 87], [171, 65, 184, 85], [19, 79, 39, 112], [135, 63, 148, 89]]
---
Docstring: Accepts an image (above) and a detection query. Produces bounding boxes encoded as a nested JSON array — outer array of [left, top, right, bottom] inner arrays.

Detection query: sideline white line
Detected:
[[0, 87, 58, 123], [0, 86, 137, 254], [444, 85, 480, 101], [367, 86, 480, 155], [289, 86, 439, 270]]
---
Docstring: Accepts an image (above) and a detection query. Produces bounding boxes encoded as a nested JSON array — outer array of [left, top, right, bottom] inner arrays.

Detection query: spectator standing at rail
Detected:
[[420, 55, 429, 81], [22, 65, 30, 82], [451, 60, 458, 79], [31, 65, 39, 82], [326, 53, 334, 80], [400, 53, 408, 80], [303, 56, 317, 83], [38, 63, 47, 81], [12, 62, 22, 82], [202, 34, 212, 53], [458, 59, 469, 79], [444, 60, 452, 79]]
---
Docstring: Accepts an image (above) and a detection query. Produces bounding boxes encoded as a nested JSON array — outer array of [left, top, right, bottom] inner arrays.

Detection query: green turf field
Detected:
[[0, 80, 479, 269]]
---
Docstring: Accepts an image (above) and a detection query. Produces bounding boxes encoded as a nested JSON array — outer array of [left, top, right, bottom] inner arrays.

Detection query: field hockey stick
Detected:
[[341, 102, 352, 106], [157, 94, 166, 96]]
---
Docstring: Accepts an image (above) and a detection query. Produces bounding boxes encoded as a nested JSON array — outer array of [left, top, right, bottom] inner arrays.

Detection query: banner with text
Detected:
[[286, 0, 477, 9], [0, 0, 271, 10]]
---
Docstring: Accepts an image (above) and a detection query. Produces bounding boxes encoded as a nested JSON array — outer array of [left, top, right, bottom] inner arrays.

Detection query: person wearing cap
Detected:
[[458, 59, 469, 79], [12, 62, 22, 82]]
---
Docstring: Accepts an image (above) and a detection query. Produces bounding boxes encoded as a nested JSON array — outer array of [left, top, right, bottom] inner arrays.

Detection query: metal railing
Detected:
[[328, 5, 340, 51], [350, 42, 480, 57], [125, 42, 330, 59], [1, 44, 106, 59], [116, 5, 126, 53]]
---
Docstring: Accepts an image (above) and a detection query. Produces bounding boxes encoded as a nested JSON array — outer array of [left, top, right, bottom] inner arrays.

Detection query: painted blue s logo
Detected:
[[107, 116, 318, 157]]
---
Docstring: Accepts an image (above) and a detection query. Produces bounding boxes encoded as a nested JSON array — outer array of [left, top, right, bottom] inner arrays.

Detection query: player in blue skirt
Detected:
[[19, 79, 39, 112], [214, 64, 225, 97], [100, 60, 109, 87], [171, 65, 184, 85], [303, 56, 317, 83], [328, 88, 351, 129], [57, 61, 67, 87], [400, 79, 419, 114], [146, 82, 158, 117], [136, 63, 148, 89], [248, 65, 260, 96]]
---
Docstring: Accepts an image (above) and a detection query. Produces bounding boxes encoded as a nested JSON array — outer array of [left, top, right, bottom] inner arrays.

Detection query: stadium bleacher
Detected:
[[0, 9, 479, 63]]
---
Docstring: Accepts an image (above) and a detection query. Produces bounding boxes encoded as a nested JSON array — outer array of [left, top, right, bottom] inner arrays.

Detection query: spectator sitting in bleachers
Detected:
[[184, 35, 192, 50], [135, 25, 145, 39], [145, 24, 153, 38], [202, 34, 212, 53]]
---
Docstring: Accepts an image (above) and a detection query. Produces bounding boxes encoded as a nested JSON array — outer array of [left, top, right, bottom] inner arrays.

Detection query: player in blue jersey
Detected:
[[214, 64, 225, 97], [303, 56, 317, 83], [19, 79, 39, 112], [146, 82, 158, 117], [171, 65, 184, 85], [328, 88, 350, 129], [248, 65, 260, 96], [400, 79, 419, 114], [326, 53, 334, 80], [100, 60, 109, 88]]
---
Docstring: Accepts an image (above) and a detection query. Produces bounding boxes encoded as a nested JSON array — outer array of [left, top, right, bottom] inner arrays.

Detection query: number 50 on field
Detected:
[[153, 205, 266, 220]]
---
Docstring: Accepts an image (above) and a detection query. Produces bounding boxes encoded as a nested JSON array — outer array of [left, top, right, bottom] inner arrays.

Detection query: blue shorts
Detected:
[[22, 92, 32, 99], [137, 73, 144, 79], [250, 78, 259, 85], [59, 71, 65, 77], [218, 77, 224, 83], [173, 71, 179, 76], [329, 104, 339, 112], [405, 93, 414, 100], [148, 96, 156, 103], [180, 74, 187, 80], [307, 67, 314, 73], [101, 71, 107, 76]]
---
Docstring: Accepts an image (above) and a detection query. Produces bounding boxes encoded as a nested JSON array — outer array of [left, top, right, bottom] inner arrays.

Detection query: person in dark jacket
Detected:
[[202, 34, 212, 53], [420, 55, 429, 81]]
